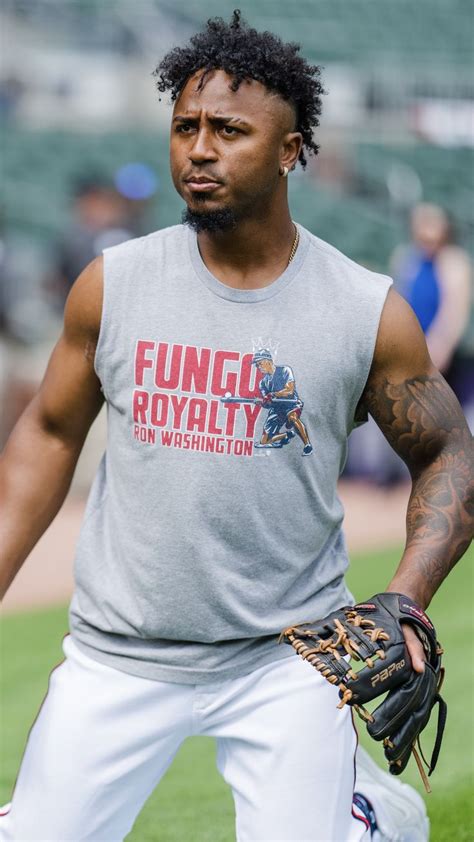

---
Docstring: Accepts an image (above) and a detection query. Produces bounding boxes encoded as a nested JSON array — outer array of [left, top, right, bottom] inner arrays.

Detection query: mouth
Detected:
[[184, 177, 222, 193]]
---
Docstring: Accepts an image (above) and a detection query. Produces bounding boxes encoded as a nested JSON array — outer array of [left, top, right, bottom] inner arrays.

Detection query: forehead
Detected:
[[174, 69, 292, 126]]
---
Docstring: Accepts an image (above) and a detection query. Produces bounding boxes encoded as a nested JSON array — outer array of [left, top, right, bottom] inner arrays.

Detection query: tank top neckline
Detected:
[[187, 222, 310, 303]]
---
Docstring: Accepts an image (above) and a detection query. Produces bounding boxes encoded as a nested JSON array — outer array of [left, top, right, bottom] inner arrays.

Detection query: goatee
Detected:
[[182, 205, 238, 233]]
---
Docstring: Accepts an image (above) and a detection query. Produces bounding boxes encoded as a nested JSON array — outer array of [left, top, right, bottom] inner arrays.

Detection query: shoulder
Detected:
[[64, 255, 103, 344], [371, 288, 431, 380], [102, 224, 186, 262], [301, 225, 393, 294]]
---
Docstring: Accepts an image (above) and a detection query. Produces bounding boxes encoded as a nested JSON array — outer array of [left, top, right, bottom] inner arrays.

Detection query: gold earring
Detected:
[[280, 165, 289, 177]]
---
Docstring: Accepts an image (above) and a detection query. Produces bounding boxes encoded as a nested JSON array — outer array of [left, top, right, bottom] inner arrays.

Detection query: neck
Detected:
[[195, 205, 296, 291]]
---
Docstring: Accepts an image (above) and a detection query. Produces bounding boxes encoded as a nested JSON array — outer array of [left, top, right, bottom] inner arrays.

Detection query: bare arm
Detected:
[[426, 246, 471, 372], [358, 288, 473, 611], [0, 257, 104, 598], [274, 381, 295, 397]]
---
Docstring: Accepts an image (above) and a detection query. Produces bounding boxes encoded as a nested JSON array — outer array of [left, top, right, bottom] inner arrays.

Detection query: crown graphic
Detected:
[[251, 337, 279, 360]]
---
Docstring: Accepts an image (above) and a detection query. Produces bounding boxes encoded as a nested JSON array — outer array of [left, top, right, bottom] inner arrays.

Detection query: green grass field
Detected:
[[1, 545, 473, 841]]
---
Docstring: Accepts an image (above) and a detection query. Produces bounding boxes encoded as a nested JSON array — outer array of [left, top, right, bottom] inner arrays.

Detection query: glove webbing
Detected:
[[281, 613, 390, 707]]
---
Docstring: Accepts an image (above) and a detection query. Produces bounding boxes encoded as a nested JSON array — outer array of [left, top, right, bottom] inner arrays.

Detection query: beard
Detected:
[[182, 202, 238, 233], [181, 183, 271, 233]]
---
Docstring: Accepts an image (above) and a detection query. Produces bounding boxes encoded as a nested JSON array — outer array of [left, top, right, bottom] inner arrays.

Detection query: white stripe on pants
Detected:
[[0, 635, 370, 841]]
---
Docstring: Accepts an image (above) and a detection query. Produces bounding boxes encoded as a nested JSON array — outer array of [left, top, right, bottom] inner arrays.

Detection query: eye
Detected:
[[222, 126, 240, 136], [176, 123, 194, 133]]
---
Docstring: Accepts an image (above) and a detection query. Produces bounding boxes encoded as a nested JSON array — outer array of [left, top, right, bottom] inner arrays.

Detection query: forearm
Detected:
[[387, 441, 473, 608], [0, 406, 82, 598]]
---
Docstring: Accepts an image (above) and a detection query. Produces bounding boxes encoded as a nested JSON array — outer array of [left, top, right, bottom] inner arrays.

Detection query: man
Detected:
[[252, 348, 313, 454], [0, 11, 472, 842]]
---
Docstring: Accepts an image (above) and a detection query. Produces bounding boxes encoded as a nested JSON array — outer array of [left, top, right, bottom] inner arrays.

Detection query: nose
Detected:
[[188, 127, 218, 165]]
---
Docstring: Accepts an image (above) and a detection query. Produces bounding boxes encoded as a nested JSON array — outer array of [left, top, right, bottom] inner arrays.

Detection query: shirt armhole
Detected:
[[348, 275, 393, 432]]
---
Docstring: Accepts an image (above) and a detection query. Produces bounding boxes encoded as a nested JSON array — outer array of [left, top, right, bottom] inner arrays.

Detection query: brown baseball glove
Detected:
[[279, 592, 446, 792]]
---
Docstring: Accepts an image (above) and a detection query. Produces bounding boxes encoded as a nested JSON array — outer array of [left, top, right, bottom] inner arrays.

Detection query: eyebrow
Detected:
[[173, 114, 252, 129]]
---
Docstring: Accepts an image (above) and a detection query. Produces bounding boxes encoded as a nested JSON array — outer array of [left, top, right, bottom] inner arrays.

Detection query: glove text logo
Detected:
[[370, 659, 405, 688]]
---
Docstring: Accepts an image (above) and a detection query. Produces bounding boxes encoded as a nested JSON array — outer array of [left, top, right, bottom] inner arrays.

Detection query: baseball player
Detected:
[[252, 348, 313, 455], [1, 11, 472, 842]]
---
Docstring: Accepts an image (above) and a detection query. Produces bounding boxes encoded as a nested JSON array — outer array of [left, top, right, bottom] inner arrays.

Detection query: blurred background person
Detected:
[[391, 203, 471, 376], [346, 203, 473, 485], [392, 203, 474, 430], [48, 177, 134, 311]]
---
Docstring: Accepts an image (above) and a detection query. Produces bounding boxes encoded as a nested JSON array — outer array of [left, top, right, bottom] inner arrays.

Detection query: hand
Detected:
[[262, 393, 274, 406], [280, 593, 444, 790], [402, 623, 425, 674]]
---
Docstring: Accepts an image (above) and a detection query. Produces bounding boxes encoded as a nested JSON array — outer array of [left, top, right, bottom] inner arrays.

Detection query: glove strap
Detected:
[[427, 693, 448, 777], [411, 692, 448, 793]]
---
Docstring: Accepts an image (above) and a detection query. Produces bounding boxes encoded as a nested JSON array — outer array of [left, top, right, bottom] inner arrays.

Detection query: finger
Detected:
[[402, 624, 425, 673]]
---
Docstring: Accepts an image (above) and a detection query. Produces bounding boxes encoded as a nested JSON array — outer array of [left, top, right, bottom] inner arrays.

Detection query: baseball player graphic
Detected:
[[0, 10, 472, 842], [252, 348, 313, 455]]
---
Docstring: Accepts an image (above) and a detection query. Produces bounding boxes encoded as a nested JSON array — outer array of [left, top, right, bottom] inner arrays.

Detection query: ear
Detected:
[[280, 132, 303, 173]]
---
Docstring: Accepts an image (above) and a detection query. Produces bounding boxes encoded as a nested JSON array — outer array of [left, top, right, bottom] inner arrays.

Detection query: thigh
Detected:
[[213, 655, 365, 842], [0, 636, 193, 841], [263, 411, 283, 437]]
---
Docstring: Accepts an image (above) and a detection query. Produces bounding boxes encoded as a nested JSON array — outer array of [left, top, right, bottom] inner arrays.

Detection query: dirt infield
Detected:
[[1, 480, 410, 614]]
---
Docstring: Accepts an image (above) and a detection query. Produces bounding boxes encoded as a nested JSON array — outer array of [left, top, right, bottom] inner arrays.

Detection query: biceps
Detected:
[[36, 333, 104, 444], [364, 370, 468, 474], [360, 288, 471, 473]]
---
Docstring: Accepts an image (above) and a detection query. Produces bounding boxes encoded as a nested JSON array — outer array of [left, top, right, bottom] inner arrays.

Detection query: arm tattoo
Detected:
[[363, 372, 474, 605]]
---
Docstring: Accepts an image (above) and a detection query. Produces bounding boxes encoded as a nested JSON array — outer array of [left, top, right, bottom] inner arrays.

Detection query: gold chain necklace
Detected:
[[288, 223, 300, 265]]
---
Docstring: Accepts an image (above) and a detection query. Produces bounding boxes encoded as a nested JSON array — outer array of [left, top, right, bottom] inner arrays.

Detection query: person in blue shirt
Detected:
[[392, 203, 471, 375]]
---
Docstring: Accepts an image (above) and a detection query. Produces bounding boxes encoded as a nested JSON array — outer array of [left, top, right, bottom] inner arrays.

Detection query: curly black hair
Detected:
[[153, 10, 326, 168]]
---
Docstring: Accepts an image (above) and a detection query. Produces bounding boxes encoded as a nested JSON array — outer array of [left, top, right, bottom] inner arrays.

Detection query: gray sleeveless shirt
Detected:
[[69, 223, 392, 683]]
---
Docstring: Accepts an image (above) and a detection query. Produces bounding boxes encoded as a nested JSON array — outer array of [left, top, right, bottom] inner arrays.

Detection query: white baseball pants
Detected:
[[0, 635, 370, 841]]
